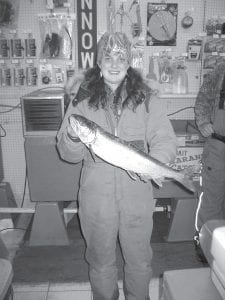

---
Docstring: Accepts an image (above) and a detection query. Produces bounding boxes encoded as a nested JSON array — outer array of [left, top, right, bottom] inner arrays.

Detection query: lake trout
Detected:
[[69, 114, 196, 193]]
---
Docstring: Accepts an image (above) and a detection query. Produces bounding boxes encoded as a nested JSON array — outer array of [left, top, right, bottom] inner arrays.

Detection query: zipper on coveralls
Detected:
[[114, 93, 124, 136], [104, 108, 115, 135], [115, 106, 122, 136], [103, 103, 122, 210], [104, 97, 123, 137]]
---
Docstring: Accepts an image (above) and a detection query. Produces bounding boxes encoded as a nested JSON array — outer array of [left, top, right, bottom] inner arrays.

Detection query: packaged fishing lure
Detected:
[[0, 0, 20, 29], [38, 13, 75, 60], [131, 40, 144, 72], [53, 0, 69, 8]]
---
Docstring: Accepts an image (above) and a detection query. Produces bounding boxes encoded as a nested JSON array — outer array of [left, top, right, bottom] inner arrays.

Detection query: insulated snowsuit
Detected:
[[56, 82, 177, 300], [195, 63, 225, 231]]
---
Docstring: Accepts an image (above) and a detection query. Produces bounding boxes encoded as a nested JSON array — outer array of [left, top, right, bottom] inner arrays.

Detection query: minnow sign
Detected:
[[77, 0, 97, 69]]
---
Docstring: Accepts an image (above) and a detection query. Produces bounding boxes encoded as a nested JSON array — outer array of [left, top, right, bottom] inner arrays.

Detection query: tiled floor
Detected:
[[12, 278, 161, 300], [1, 217, 161, 300]]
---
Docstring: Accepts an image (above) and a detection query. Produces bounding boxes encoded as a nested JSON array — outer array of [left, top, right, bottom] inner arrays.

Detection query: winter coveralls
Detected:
[[56, 82, 177, 300]]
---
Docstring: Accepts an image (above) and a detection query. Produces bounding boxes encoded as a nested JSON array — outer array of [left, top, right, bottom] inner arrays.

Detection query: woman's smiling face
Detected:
[[99, 51, 129, 91]]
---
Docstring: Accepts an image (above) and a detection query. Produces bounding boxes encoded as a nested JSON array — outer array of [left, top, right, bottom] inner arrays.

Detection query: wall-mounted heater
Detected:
[[21, 88, 65, 136]]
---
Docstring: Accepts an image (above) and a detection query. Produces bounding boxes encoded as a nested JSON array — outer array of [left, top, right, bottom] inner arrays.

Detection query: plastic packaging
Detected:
[[131, 41, 144, 72], [146, 56, 157, 81], [0, 38, 10, 58], [38, 13, 75, 60], [0, 0, 20, 29], [1, 67, 11, 86], [172, 65, 188, 94]]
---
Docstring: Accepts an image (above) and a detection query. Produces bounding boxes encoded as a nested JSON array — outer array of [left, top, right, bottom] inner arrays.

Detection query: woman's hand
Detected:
[[66, 124, 80, 142]]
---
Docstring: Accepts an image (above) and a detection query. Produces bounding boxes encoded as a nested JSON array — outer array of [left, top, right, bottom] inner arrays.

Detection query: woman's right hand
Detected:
[[198, 123, 214, 137], [67, 124, 79, 141]]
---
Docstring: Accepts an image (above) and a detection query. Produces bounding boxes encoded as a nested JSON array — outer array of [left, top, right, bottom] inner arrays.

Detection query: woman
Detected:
[[57, 32, 177, 300]]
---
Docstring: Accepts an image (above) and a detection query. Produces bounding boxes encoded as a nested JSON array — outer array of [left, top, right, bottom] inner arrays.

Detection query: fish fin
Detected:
[[127, 171, 138, 180], [137, 174, 163, 186], [138, 174, 151, 183], [89, 145, 96, 162], [152, 177, 163, 187], [176, 168, 196, 193]]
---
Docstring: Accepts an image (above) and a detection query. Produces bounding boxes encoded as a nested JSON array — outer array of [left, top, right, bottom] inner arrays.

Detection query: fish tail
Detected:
[[176, 169, 196, 193]]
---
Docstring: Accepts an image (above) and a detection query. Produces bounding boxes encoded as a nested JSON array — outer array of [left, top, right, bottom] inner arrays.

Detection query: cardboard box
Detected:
[[169, 146, 203, 176]]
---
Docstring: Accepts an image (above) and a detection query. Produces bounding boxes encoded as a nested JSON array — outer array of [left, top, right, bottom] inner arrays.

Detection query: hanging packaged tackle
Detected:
[[0, 0, 20, 29], [38, 13, 75, 60], [0, 38, 10, 58]]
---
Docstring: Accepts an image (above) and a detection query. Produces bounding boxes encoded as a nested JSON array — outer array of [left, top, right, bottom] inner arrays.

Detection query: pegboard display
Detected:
[[0, 0, 225, 205], [0, 0, 76, 98], [0, 0, 77, 205], [160, 94, 197, 120], [110, 0, 206, 93]]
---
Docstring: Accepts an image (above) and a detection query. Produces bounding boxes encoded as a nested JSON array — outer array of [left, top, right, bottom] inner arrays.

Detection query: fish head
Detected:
[[69, 114, 96, 145]]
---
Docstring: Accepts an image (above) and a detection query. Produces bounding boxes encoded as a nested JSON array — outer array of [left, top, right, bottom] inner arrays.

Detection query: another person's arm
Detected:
[[194, 71, 215, 137]]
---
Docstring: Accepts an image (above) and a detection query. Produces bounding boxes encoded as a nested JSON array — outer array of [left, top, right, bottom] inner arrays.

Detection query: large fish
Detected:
[[69, 114, 196, 193]]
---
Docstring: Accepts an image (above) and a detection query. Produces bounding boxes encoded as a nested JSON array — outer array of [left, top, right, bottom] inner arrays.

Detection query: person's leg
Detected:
[[78, 167, 120, 300], [119, 184, 155, 300], [194, 139, 225, 262], [196, 139, 225, 231]]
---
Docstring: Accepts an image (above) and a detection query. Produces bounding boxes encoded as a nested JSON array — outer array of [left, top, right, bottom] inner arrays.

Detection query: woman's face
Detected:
[[99, 51, 129, 91]]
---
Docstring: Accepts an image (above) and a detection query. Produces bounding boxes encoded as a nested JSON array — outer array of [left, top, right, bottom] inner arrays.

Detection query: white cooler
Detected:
[[200, 219, 225, 299], [161, 219, 225, 300]]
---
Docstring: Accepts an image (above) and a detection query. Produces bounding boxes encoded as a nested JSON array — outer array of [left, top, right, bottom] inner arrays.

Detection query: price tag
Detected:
[[198, 32, 207, 37], [65, 61, 73, 66], [64, 2, 71, 7]]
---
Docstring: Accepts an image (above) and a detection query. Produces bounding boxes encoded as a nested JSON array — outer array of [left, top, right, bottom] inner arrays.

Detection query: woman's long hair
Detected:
[[82, 65, 153, 111]]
